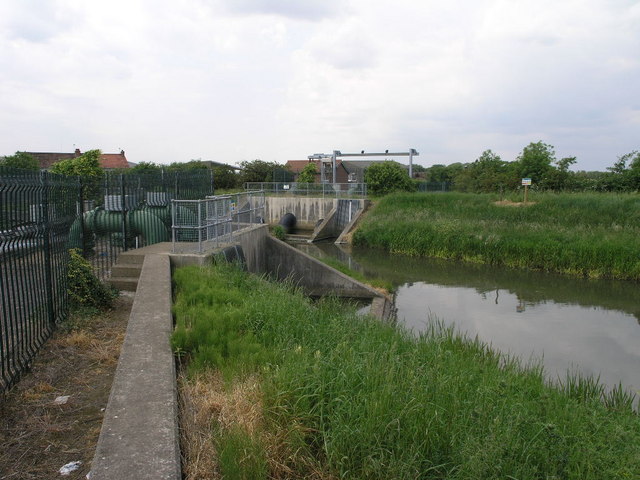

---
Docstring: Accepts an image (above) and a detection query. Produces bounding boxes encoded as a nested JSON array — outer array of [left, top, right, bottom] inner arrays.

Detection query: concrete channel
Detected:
[[90, 223, 392, 479]]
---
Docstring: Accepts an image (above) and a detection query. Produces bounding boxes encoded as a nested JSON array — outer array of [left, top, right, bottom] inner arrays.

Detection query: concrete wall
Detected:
[[263, 235, 382, 298], [232, 223, 269, 273], [265, 197, 337, 229]]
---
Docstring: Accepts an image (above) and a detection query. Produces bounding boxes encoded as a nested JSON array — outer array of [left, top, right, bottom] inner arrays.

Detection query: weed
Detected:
[[353, 192, 640, 280], [173, 264, 640, 479]]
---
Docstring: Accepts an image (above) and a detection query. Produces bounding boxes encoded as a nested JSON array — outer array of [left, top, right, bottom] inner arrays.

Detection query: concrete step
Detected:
[[116, 252, 146, 265], [111, 264, 142, 278], [108, 276, 139, 292]]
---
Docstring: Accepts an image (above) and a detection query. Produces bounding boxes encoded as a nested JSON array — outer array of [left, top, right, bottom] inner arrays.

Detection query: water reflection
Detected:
[[296, 242, 640, 397]]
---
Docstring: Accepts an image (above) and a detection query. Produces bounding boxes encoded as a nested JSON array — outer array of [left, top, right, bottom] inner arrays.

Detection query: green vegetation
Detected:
[[353, 192, 640, 281], [271, 224, 286, 240], [66, 249, 116, 311], [50, 149, 104, 178], [421, 142, 640, 193], [173, 263, 640, 479], [296, 162, 317, 184], [365, 160, 416, 195], [0, 151, 39, 170]]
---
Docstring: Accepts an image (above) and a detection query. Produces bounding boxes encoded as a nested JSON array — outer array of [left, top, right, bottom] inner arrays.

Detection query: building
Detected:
[[27, 149, 129, 170]]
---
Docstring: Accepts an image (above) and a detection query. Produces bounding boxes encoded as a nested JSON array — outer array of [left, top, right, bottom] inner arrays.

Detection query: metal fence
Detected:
[[416, 181, 451, 192], [245, 182, 367, 198], [171, 191, 265, 253], [0, 167, 213, 392], [77, 170, 214, 280]]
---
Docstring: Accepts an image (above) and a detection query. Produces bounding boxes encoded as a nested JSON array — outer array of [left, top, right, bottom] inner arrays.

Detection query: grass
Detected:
[[173, 263, 640, 479], [352, 192, 640, 281]]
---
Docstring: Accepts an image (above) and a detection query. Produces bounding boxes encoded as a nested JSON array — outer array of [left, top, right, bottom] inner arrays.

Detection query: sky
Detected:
[[1, 0, 639, 171]]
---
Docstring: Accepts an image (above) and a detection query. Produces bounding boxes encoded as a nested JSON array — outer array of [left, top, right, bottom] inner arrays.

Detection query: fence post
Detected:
[[77, 176, 86, 257], [40, 171, 55, 327], [120, 174, 128, 251]]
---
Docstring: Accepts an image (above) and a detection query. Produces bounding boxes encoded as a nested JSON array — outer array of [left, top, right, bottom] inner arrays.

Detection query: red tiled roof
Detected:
[[27, 152, 76, 169], [99, 153, 129, 169], [26, 149, 129, 170]]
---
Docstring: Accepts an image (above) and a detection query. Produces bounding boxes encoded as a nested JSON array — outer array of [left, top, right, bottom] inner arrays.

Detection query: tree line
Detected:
[[4, 142, 639, 194], [417, 142, 640, 193], [0, 152, 291, 190]]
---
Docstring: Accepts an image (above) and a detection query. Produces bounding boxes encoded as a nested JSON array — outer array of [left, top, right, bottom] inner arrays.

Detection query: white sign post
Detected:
[[521, 178, 532, 203]]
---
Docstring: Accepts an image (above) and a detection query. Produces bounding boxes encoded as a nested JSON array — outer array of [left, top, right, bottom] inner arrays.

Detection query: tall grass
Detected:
[[173, 264, 640, 479], [352, 192, 640, 280]]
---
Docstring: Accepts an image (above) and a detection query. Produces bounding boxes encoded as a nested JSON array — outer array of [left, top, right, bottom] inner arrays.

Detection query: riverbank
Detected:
[[352, 192, 640, 281], [173, 263, 640, 479]]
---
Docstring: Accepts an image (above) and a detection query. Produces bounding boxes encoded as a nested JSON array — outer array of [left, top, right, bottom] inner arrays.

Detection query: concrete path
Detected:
[[90, 254, 180, 480]]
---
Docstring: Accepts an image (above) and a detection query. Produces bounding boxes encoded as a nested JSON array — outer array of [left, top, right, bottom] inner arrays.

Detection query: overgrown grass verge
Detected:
[[352, 192, 640, 280], [173, 263, 640, 479]]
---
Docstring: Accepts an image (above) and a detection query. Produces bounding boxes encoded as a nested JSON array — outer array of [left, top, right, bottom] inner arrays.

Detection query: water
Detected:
[[295, 242, 640, 398]]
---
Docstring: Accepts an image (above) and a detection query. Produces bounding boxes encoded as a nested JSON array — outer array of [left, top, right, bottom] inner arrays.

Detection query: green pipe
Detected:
[[68, 208, 170, 250]]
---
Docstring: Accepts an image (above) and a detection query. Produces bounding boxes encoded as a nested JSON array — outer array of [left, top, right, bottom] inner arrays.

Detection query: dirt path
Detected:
[[0, 294, 132, 480]]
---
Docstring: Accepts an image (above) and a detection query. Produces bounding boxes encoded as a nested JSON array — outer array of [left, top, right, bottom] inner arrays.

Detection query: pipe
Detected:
[[279, 212, 297, 234], [68, 208, 170, 250]]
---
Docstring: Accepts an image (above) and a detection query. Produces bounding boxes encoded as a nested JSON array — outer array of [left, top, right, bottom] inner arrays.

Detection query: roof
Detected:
[[99, 152, 129, 169], [200, 160, 243, 171], [27, 152, 75, 169], [26, 149, 129, 170]]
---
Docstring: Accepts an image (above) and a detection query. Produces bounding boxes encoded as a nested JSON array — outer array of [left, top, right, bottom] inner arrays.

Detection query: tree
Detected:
[[128, 162, 162, 174], [239, 159, 281, 184], [543, 156, 578, 191], [297, 162, 318, 183], [1, 151, 39, 170], [50, 149, 103, 177], [166, 160, 209, 172], [516, 141, 555, 184], [364, 161, 415, 195], [213, 165, 239, 189], [453, 150, 517, 193]]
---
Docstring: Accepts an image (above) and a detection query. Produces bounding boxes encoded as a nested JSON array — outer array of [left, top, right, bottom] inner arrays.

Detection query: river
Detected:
[[295, 241, 640, 399]]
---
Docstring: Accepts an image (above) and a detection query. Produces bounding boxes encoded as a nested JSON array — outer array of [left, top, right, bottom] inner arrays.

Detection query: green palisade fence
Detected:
[[0, 167, 214, 392]]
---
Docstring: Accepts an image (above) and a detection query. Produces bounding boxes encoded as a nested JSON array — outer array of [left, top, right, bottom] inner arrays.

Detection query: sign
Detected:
[[521, 178, 532, 186]]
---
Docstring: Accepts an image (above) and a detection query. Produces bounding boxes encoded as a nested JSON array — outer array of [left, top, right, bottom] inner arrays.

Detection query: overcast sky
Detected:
[[1, 0, 638, 171]]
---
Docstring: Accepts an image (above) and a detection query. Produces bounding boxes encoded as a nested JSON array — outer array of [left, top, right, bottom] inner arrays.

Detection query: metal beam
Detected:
[[307, 149, 420, 181]]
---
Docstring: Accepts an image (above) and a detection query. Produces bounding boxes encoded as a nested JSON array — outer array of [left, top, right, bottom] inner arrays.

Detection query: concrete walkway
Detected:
[[90, 254, 180, 480]]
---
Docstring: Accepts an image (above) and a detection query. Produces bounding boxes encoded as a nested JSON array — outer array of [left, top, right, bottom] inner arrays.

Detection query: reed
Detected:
[[353, 192, 640, 280], [173, 264, 640, 479]]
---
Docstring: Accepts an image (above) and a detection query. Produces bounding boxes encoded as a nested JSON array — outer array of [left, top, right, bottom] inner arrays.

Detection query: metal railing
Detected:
[[1, 169, 76, 392], [79, 170, 214, 280], [244, 182, 367, 198], [171, 190, 266, 253], [0, 167, 214, 393]]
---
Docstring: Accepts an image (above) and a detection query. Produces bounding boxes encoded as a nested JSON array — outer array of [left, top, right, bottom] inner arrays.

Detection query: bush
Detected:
[[67, 249, 116, 310], [271, 225, 286, 240], [364, 161, 415, 195]]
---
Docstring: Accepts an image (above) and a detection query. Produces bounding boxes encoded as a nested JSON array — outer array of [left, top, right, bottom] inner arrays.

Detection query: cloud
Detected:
[[217, 0, 344, 21], [0, 0, 638, 170], [0, 0, 73, 43]]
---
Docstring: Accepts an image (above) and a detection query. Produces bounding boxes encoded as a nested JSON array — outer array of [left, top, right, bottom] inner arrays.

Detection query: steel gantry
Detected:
[[307, 149, 420, 184]]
